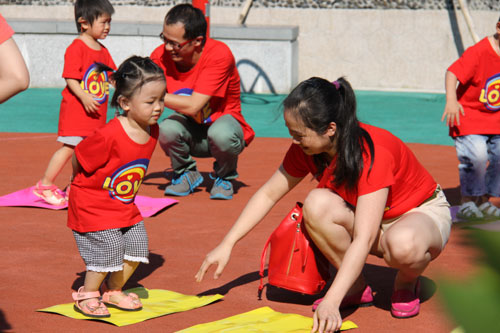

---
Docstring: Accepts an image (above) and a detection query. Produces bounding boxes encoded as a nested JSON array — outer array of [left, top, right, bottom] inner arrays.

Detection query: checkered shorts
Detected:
[[73, 221, 149, 272]]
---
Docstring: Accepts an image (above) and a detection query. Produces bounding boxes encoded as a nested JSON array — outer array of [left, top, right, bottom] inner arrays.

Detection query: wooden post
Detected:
[[192, 0, 210, 38]]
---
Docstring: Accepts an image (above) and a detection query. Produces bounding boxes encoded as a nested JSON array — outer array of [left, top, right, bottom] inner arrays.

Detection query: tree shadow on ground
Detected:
[[443, 186, 461, 206], [0, 309, 12, 332]]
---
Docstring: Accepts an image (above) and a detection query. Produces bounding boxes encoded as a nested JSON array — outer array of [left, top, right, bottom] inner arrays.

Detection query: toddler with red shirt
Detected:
[[33, 0, 116, 206], [69, 56, 166, 318], [441, 16, 500, 220]]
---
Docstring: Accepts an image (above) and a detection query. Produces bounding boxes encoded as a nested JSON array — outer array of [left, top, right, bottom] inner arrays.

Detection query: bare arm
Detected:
[[441, 70, 464, 127], [313, 187, 388, 333], [195, 165, 304, 281], [0, 38, 29, 103], [164, 91, 211, 118], [66, 78, 100, 114]]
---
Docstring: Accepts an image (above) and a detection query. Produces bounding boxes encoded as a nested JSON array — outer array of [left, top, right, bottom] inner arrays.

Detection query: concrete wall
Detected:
[[222, 7, 498, 92], [2, 5, 499, 92], [6, 18, 298, 94]]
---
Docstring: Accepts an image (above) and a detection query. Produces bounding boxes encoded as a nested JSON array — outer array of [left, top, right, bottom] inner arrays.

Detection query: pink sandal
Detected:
[[33, 181, 66, 206], [72, 286, 110, 318], [312, 285, 373, 312], [101, 284, 142, 311]]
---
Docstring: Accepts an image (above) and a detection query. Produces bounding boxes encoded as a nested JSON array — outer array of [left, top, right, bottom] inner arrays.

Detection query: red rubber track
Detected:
[[0, 133, 481, 332]]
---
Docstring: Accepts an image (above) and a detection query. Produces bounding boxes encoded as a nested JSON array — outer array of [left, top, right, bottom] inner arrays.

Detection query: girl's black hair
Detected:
[[74, 0, 114, 32], [95, 56, 165, 111], [283, 77, 374, 191]]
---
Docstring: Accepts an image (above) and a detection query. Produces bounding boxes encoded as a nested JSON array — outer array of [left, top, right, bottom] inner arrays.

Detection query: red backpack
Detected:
[[258, 202, 331, 296]]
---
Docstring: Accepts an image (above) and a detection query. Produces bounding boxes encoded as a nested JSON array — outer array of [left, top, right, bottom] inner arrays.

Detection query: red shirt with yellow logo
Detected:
[[282, 123, 437, 219], [150, 38, 255, 146], [68, 118, 158, 232], [0, 14, 14, 44], [58, 39, 116, 137], [448, 37, 500, 137]]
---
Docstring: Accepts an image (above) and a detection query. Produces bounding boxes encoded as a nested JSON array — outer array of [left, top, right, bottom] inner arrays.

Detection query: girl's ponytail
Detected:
[[93, 62, 115, 75]]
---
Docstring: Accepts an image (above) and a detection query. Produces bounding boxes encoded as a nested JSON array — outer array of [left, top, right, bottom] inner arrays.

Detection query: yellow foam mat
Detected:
[[177, 306, 358, 332], [37, 287, 223, 327]]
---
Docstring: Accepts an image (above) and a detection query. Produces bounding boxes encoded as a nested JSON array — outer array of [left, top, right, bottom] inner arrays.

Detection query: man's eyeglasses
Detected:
[[159, 33, 194, 51]]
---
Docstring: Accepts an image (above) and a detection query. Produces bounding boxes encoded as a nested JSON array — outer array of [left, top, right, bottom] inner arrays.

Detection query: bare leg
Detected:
[[462, 195, 489, 206], [106, 260, 141, 305], [78, 270, 108, 314], [379, 212, 443, 291], [302, 189, 366, 293], [40, 144, 74, 196]]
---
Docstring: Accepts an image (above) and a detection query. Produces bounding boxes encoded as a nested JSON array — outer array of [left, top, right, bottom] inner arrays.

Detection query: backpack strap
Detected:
[[258, 233, 273, 299]]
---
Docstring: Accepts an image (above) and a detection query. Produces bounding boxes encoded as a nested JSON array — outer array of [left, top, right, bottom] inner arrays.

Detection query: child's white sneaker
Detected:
[[456, 201, 484, 221], [478, 202, 500, 218]]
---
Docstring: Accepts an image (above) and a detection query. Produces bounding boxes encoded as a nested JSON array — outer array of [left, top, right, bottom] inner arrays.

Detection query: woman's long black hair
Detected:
[[283, 77, 374, 191]]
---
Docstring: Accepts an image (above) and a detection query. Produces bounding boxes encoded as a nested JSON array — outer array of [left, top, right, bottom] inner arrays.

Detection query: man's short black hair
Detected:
[[75, 0, 115, 32], [164, 4, 207, 41]]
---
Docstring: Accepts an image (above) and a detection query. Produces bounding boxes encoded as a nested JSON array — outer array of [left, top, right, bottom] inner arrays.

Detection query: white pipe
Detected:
[[238, 0, 253, 26], [457, 0, 480, 44]]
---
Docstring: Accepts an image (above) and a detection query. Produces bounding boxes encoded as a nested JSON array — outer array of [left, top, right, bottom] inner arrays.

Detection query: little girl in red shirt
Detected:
[[69, 56, 165, 318]]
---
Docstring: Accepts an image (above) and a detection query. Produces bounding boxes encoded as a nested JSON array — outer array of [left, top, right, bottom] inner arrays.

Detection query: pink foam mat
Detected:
[[0, 186, 178, 217]]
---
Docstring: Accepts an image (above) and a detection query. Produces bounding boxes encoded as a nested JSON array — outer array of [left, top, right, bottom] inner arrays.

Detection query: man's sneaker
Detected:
[[164, 170, 203, 196], [209, 175, 233, 200]]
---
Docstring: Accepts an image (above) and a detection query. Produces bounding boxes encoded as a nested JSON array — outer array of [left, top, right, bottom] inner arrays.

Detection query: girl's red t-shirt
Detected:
[[68, 118, 158, 232], [283, 123, 437, 219], [0, 15, 14, 44], [448, 37, 500, 137], [58, 39, 116, 137]]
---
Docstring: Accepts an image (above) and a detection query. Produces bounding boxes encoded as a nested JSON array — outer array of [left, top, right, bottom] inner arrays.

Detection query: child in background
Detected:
[[33, 0, 116, 206], [70, 56, 166, 318], [441, 16, 500, 220]]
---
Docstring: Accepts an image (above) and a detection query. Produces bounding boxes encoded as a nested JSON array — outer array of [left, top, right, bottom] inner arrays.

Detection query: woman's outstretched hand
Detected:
[[195, 242, 232, 282], [311, 300, 342, 333]]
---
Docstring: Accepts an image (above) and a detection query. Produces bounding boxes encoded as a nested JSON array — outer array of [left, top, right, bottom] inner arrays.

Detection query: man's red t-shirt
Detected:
[[150, 38, 255, 145], [0, 14, 14, 44], [282, 123, 437, 219], [448, 37, 500, 137], [58, 39, 116, 137], [68, 118, 159, 233]]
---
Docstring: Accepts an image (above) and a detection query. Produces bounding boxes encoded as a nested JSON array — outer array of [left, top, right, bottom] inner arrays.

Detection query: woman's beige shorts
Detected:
[[380, 186, 452, 250]]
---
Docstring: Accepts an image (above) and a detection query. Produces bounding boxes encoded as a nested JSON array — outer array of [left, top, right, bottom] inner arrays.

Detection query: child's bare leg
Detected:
[[78, 270, 108, 314], [39, 144, 74, 197], [106, 260, 141, 305], [461, 195, 486, 205]]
